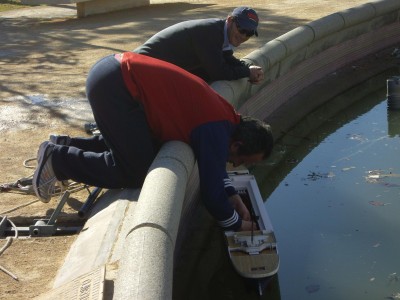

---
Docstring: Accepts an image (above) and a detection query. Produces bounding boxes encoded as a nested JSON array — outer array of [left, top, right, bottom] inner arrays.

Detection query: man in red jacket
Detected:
[[33, 53, 273, 231]]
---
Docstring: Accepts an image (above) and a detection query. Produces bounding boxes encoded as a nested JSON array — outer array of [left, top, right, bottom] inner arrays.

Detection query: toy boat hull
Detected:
[[225, 230, 278, 278], [225, 171, 279, 294]]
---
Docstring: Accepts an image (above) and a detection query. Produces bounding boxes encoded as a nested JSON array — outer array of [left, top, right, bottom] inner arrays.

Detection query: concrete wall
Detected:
[[52, 0, 400, 299], [20, 0, 150, 17], [114, 141, 195, 299], [77, 0, 150, 18]]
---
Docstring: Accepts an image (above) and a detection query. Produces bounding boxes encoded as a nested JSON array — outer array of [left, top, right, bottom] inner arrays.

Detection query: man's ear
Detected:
[[231, 141, 243, 151]]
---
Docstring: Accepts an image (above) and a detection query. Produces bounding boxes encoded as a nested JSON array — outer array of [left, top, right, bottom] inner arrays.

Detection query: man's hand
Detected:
[[248, 65, 264, 84], [240, 220, 258, 231], [229, 194, 258, 232], [228, 194, 251, 221]]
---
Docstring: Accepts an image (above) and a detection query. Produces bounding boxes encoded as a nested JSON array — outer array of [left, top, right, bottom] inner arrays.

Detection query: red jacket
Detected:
[[120, 52, 242, 230]]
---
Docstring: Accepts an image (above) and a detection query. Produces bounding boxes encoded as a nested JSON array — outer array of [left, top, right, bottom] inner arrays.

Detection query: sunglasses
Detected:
[[233, 19, 255, 37]]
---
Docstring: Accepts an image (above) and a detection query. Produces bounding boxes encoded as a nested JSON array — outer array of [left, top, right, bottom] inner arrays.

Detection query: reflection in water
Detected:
[[387, 76, 400, 110], [387, 75, 400, 137], [253, 71, 400, 299], [387, 109, 400, 138]]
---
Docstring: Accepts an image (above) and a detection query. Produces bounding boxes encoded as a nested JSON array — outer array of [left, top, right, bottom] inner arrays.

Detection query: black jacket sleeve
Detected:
[[134, 19, 251, 82]]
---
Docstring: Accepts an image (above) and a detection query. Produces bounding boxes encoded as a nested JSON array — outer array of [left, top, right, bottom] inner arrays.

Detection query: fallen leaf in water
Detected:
[[342, 166, 356, 171], [369, 201, 391, 206], [327, 171, 335, 178], [367, 174, 380, 179]]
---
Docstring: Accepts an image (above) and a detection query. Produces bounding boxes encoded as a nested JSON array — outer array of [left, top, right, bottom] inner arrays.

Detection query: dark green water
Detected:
[[254, 82, 400, 299]]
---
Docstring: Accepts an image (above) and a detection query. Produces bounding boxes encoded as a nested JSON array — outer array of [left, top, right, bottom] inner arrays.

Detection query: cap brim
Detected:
[[236, 18, 258, 36]]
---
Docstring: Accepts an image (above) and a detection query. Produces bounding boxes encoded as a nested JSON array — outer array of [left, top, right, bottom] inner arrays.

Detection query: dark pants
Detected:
[[52, 55, 158, 188]]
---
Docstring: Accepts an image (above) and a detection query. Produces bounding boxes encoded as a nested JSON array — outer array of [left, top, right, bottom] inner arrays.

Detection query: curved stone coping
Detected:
[[114, 141, 195, 299]]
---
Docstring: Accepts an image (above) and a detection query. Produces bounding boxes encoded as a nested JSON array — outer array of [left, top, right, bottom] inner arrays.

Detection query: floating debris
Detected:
[[306, 171, 335, 181], [327, 172, 335, 178], [366, 173, 400, 180], [347, 133, 368, 142], [386, 292, 400, 300], [368, 201, 391, 207], [389, 273, 399, 283], [365, 170, 400, 187], [342, 166, 356, 172]]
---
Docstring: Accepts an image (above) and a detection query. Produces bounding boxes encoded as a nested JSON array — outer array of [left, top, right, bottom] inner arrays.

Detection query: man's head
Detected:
[[227, 7, 259, 47], [228, 116, 273, 167]]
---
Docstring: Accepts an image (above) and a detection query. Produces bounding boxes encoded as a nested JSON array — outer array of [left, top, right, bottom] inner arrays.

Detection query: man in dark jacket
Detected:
[[32, 53, 273, 232], [134, 6, 264, 83]]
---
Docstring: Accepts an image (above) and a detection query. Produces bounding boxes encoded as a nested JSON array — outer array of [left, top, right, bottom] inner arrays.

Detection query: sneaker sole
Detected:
[[33, 142, 55, 203]]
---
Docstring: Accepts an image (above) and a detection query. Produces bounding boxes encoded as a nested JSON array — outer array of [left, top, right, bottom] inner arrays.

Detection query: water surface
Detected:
[[257, 82, 400, 299]]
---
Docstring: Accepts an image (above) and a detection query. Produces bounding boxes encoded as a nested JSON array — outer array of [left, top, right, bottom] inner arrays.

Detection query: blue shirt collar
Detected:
[[223, 20, 234, 51]]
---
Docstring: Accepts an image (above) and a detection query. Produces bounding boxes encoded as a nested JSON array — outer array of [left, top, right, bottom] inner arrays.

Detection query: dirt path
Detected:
[[0, 1, 372, 298]]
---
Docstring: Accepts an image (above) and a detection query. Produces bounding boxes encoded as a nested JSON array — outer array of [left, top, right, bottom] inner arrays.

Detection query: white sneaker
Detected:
[[33, 141, 57, 203]]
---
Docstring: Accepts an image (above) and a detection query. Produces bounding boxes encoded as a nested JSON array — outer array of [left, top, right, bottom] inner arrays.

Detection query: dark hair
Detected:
[[232, 116, 273, 159]]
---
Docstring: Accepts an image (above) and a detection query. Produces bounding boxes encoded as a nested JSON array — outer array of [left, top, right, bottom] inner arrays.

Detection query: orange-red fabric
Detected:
[[120, 52, 240, 143]]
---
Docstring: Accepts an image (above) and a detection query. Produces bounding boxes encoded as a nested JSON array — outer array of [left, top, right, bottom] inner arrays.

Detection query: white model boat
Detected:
[[225, 170, 279, 295]]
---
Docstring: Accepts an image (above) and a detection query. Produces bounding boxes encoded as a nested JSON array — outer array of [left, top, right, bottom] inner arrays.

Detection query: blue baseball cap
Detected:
[[231, 7, 259, 37]]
